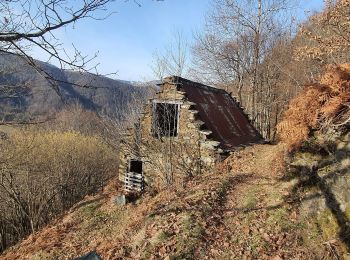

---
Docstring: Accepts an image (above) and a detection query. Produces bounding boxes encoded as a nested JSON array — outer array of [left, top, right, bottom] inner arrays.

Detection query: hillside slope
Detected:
[[0, 53, 150, 121], [2, 144, 346, 260]]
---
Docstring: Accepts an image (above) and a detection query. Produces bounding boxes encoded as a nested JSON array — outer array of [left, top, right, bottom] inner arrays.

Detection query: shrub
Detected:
[[0, 129, 117, 252], [277, 64, 350, 151]]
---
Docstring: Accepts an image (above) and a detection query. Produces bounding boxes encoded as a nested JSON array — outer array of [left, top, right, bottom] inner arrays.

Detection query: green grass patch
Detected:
[[241, 187, 259, 210], [78, 200, 104, 218], [174, 213, 204, 259], [32, 250, 60, 260], [73, 199, 128, 240], [266, 207, 306, 232], [158, 230, 171, 242]]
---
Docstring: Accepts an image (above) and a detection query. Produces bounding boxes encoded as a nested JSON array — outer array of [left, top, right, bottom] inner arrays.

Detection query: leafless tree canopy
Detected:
[[191, 0, 301, 140], [0, 0, 120, 102], [0, 0, 115, 72], [151, 30, 189, 80]]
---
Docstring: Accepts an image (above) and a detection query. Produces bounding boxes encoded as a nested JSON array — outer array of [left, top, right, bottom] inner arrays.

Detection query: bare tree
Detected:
[[151, 30, 189, 80], [295, 0, 350, 64], [192, 0, 300, 140], [0, 128, 116, 252], [148, 32, 194, 182], [100, 84, 155, 154], [0, 0, 164, 95], [0, 0, 117, 89]]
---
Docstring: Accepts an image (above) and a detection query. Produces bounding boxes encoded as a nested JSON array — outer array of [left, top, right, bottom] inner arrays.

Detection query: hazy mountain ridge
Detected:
[[0, 53, 148, 121]]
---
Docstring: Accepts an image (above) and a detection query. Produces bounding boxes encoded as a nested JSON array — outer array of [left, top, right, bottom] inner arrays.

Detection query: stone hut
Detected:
[[119, 76, 263, 191]]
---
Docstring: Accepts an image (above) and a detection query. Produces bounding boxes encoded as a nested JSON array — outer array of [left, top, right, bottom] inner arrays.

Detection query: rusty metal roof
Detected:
[[168, 76, 263, 150]]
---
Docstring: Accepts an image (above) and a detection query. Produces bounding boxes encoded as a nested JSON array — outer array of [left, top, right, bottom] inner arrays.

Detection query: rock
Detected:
[[113, 195, 127, 205], [73, 251, 102, 260]]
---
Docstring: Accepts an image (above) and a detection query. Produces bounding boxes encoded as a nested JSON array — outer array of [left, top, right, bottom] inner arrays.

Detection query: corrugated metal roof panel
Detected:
[[169, 77, 262, 150]]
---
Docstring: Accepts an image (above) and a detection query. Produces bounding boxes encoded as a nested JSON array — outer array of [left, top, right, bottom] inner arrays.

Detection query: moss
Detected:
[[318, 164, 334, 175], [131, 226, 147, 251], [244, 196, 258, 210], [317, 208, 340, 240], [185, 190, 205, 201], [138, 217, 181, 259], [295, 151, 322, 161], [250, 233, 265, 258], [266, 208, 283, 225], [141, 213, 204, 259], [80, 210, 109, 229], [302, 218, 322, 246], [303, 185, 321, 194], [201, 204, 213, 218], [344, 205, 350, 220]]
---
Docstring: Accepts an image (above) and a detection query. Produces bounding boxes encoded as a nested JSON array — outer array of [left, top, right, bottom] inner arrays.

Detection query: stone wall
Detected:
[[297, 133, 350, 214], [119, 79, 223, 189], [290, 132, 350, 251]]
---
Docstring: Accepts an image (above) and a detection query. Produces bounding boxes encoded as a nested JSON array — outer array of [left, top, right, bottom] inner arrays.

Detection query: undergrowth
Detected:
[[277, 63, 350, 151]]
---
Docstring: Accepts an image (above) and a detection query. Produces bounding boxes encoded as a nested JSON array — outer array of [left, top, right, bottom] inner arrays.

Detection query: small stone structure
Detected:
[[119, 76, 263, 190]]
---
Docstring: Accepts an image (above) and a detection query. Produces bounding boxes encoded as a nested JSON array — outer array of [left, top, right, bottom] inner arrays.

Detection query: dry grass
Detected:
[[1, 144, 341, 259]]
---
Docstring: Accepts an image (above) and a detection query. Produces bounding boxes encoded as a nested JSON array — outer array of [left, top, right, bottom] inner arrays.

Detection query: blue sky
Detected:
[[31, 0, 324, 81]]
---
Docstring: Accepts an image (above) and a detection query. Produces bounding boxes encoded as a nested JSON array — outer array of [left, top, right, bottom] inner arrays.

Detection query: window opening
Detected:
[[129, 159, 142, 174], [152, 102, 180, 138]]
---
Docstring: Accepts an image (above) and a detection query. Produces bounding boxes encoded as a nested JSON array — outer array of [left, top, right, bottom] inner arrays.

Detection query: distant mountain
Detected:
[[0, 53, 151, 122]]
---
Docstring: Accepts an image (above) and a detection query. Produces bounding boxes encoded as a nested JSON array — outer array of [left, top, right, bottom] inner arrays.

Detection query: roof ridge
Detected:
[[163, 76, 228, 94]]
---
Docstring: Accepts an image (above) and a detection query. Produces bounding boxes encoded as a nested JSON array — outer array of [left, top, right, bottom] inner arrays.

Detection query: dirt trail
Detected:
[[203, 144, 329, 259]]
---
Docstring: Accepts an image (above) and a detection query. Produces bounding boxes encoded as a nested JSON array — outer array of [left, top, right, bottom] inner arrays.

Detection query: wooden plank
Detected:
[[125, 184, 143, 189], [124, 186, 142, 192], [124, 171, 144, 192], [125, 183, 143, 189], [125, 176, 143, 181], [124, 181, 143, 187], [126, 172, 141, 176], [125, 188, 142, 192], [125, 181, 143, 186], [126, 171, 143, 175], [125, 175, 143, 180], [125, 172, 143, 179]]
